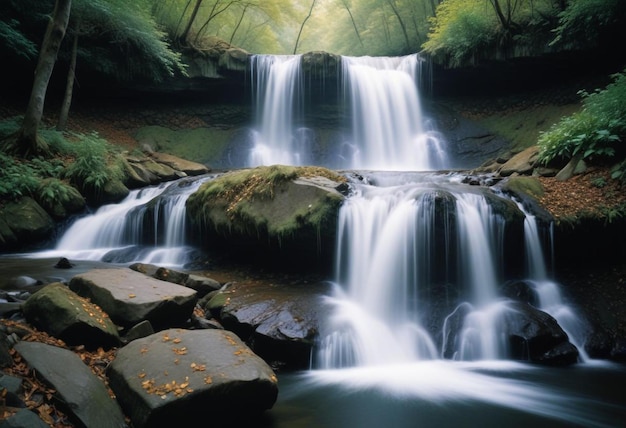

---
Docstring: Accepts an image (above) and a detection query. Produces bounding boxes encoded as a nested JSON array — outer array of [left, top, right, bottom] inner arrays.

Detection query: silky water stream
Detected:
[[2, 54, 625, 427]]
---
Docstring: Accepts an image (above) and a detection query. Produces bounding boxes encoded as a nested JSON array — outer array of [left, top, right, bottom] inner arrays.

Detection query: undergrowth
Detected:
[[0, 117, 126, 205]]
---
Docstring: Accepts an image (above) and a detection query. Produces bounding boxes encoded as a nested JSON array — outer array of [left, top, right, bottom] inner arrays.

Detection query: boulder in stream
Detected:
[[68, 268, 197, 330], [107, 328, 277, 428]]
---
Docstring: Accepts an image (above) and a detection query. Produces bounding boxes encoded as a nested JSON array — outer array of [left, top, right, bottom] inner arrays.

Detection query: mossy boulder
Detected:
[[186, 165, 347, 270], [0, 197, 54, 250]]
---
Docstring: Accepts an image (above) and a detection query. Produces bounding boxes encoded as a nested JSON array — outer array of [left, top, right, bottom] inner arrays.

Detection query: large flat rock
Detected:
[[107, 329, 278, 427], [14, 341, 127, 428], [69, 268, 197, 329]]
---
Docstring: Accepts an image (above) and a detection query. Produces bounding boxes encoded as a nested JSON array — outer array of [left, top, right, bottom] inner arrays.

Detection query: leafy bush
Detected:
[[63, 132, 126, 192], [37, 178, 74, 207], [0, 152, 40, 200], [538, 69, 626, 172]]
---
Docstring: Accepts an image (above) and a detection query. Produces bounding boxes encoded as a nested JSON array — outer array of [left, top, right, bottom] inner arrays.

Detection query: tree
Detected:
[[294, 0, 317, 54], [4, 0, 72, 156]]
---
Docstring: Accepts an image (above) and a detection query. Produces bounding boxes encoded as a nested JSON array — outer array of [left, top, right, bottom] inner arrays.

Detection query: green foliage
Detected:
[[72, 0, 187, 81], [422, 0, 497, 66], [422, 0, 561, 66], [63, 132, 126, 192], [538, 70, 626, 166], [37, 178, 74, 207], [0, 152, 40, 200], [0, 19, 38, 59], [551, 0, 626, 49]]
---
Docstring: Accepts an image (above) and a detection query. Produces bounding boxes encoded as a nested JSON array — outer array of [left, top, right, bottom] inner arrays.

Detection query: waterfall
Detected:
[[46, 176, 210, 267], [249, 54, 310, 166], [248, 53, 447, 171], [316, 174, 518, 368], [340, 55, 448, 171], [515, 200, 591, 360]]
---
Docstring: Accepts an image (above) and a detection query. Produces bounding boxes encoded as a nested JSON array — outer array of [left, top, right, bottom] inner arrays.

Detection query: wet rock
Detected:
[[68, 268, 197, 329], [107, 329, 277, 428], [54, 257, 74, 269], [215, 281, 333, 369], [22, 282, 120, 350], [503, 301, 579, 365], [500, 280, 539, 306], [14, 341, 127, 428]]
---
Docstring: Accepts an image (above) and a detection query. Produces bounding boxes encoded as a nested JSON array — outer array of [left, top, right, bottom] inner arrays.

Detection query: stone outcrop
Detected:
[[186, 165, 347, 271], [107, 328, 278, 428], [22, 282, 120, 350], [68, 268, 198, 329], [207, 281, 333, 369], [13, 341, 128, 428]]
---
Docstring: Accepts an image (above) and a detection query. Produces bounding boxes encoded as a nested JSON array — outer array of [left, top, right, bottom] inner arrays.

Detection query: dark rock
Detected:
[[503, 301, 579, 365], [13, 341, 128, 428], [122, 320, 155, 344], [69, 268, 197, 329], [0, 197, 54, 251], [22, 282, 120, 350], [217, 281, 333, 369], [107, 329, 277, 428], [500, 280, 539, 306], [0, 373, 24, 408], [0, 408, 50, 428], [154, 267, 189, 285], [54, 257, 74, 269]]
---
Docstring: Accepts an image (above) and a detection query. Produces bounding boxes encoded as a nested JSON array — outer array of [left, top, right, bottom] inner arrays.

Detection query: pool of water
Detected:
[[264, 361, 626, 428]]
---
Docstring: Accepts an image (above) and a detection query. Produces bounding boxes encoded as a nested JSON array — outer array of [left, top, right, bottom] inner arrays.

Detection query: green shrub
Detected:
[[63, 132, 126, 192], [0, 152, 39, 200], [37, 178, 74, 207], [538, 70, 626, 167]]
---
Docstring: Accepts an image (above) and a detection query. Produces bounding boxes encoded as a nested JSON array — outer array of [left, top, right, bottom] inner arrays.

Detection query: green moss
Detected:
[[502, 176, 545, 201], [187, 165, 346, 239], [134, 126, 234, 165], [477, 104, 581, 151]]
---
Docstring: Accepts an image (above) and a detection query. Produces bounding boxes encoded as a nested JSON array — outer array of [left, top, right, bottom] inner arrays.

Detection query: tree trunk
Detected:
[[293, 0, 316, 54], [340, 0, 363, 48], [180, 0, 203, 44], [57, 29, 78, 132], [17, 0, 72, 156], [386, 0, 411, 52]]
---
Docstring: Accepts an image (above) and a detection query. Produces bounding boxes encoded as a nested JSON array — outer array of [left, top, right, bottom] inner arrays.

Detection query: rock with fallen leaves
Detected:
[[68, 269, 198, 330], [107, 328, 278, 428], [22, 283, 120, 350], [13, 341, 127, 428]]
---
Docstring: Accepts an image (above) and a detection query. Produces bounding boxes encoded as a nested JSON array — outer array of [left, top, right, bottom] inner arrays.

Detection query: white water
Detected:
[[31, 177, 209, 267], [249, 55, 310, 166], [341, 55, 447, 170], [317, 175, 519, 368], [248, 54, 447, 170], [515, 200, 592, 360]]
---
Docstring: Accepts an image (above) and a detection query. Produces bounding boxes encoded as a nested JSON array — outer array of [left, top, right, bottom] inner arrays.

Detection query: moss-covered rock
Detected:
[[0, 197, 54, 250], [186, 165, 347, 271]]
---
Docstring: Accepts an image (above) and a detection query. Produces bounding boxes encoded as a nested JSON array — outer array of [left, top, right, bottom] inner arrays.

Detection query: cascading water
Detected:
[[248, 53, 447, 171], [316, 174, 527, 368], [515, 200, 591, 360], [340, 55, 447, 171], [249, 54, 310, 166], [40, 176, 211, 267]]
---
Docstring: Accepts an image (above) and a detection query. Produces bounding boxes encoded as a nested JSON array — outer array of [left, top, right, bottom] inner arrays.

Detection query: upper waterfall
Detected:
[[247, 53, 448, 171]]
